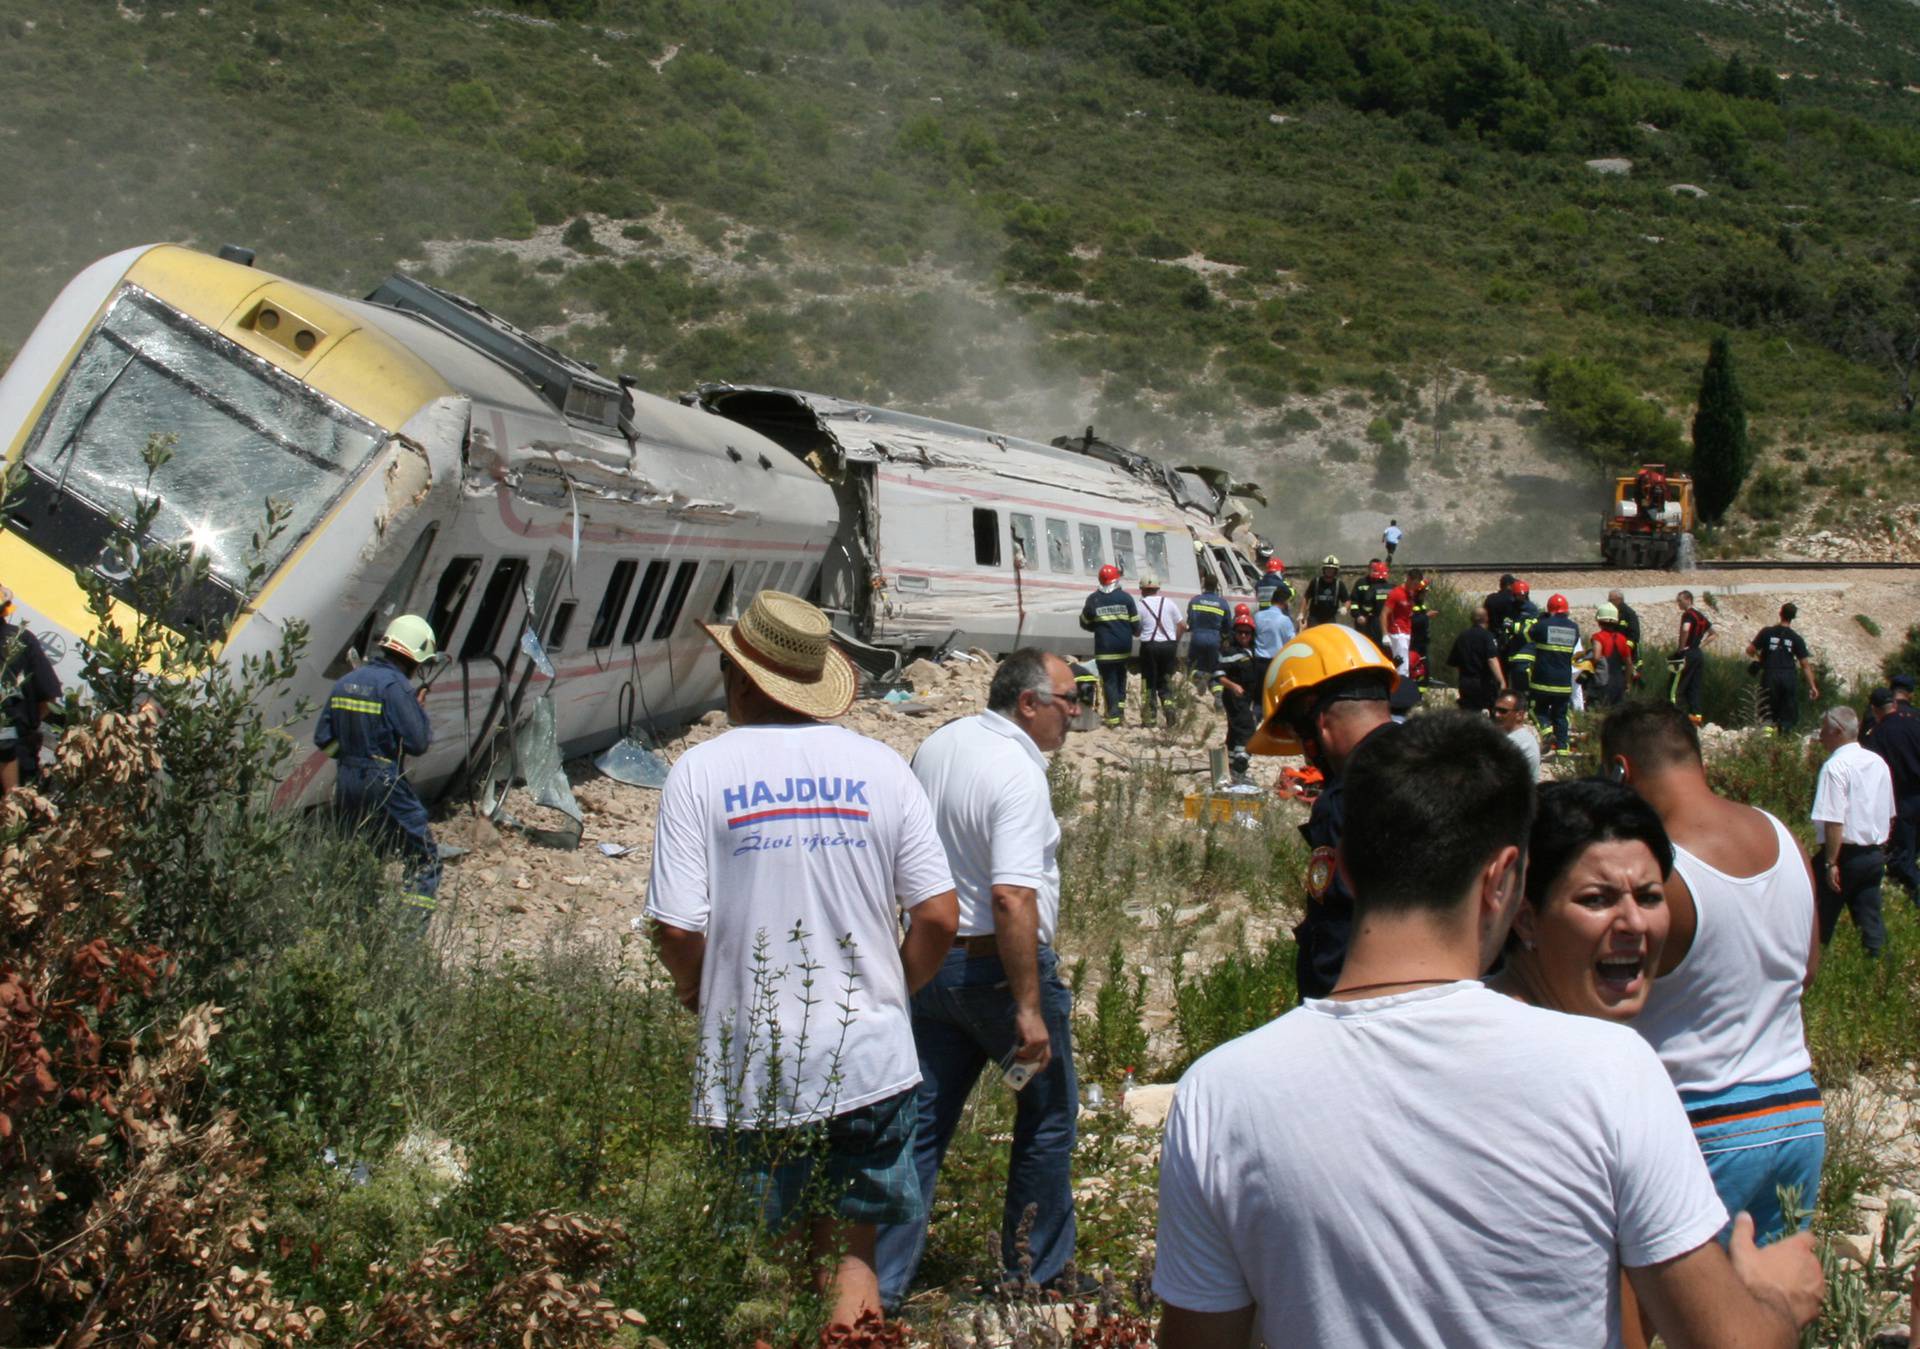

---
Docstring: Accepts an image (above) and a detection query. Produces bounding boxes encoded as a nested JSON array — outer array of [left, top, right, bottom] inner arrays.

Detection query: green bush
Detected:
[[1168, 929, 1295, 1075], [1531, 353, 1687, 469], [1074, 942, 1151, 1085], [1882, 623, 1920, 683]]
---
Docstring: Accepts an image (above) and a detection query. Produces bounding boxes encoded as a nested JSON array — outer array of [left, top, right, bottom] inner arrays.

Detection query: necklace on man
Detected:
[[1329, 977, 1458, 998]]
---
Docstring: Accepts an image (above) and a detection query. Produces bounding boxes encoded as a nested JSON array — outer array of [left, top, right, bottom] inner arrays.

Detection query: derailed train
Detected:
[[0, 244, 1268, 807]]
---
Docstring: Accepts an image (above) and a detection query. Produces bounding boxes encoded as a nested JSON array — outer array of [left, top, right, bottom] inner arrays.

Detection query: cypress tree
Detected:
[[1691, 335, 1750, 522]]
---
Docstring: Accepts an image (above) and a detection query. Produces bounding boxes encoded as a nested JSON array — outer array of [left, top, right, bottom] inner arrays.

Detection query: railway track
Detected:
[[1405, 560, 1920, 574]]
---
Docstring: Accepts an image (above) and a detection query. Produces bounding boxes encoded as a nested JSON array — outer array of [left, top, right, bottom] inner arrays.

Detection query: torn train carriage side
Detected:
[[692, 386, 1267, 654], [0, 244, 837, 811]]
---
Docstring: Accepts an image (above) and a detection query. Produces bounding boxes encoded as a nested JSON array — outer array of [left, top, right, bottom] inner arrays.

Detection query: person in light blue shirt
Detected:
[[1254, 594, 1296, 660]]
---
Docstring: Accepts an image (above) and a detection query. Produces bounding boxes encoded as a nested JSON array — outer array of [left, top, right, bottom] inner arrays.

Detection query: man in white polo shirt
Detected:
[[1813, 703, 1895, 958], [876, 648, 1079, 1309]]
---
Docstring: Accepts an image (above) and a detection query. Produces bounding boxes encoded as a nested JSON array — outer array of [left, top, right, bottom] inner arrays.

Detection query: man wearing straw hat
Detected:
[[647, 590, 959, 1329]]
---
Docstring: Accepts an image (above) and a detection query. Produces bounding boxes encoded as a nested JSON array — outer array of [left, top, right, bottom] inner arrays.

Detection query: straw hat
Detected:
[[700, 590, 857, 719]]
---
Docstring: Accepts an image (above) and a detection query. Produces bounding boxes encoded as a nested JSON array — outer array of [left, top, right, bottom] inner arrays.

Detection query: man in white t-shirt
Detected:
[[877, 648, 1079, 1309], [1155, 711, 1823, 1349], [1135, 573, 1184, 729], [1812, 704, 1894, 957], [1492, 688, 1542, 779], [647, 591, 958, 1328]]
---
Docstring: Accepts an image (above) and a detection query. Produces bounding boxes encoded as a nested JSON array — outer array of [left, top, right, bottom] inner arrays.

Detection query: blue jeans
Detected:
[[875, 945, 1078, 1307]]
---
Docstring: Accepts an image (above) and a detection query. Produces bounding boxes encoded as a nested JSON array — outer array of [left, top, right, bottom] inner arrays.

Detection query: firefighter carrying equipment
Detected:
[[1248, 624, 1398, 757], [382, 613, 437, 664]]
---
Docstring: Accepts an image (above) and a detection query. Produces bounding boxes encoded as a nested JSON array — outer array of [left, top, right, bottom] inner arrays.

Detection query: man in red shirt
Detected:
[[1672, 589, 1714, 722], [1382, 569, 1423, 676]]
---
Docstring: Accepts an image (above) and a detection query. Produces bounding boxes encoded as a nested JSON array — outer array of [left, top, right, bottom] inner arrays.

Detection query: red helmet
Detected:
[[1512, 580, 1531, 599], [1546, 593, 1570, 615], [1265, 557, 1284, 574], [1368, 560, 1388, 580], [1098, 564, 1120, 585], [1233, 602, 1254, 622]]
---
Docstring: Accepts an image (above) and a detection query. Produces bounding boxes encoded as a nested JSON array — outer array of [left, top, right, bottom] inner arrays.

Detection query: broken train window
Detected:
[[1045, 518, 1072, 573], [972, 508, 1001, 567]]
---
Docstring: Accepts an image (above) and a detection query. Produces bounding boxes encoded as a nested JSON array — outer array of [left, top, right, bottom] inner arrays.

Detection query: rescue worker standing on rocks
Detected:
[[314, 615, 441, 929], [1185, 572, 1228, 695], [1079, 563, 1139, 728], [1135, 572, 1182, 729], [1528, 594, 1581, 754], [1748, 603, 1820, 735], [1304, 557, 1347, 627], [1217, 610, 1261, 784], [1247, 625, 1398, 999], [1348, 560, 1387, 646], [1672, 590, 1714, 723]]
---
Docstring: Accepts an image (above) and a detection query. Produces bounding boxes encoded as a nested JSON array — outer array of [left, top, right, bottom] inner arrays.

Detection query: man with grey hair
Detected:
[[877, 648, 1081, 1307], [1813, 703, 1894, 957]]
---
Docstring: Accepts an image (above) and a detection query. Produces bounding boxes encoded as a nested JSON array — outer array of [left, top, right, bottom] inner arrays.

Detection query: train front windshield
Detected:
[[20, 286, 383, 589]]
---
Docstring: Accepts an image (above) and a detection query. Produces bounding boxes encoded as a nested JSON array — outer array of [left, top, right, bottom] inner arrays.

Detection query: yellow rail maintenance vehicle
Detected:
[[1602, 463, 1694, 569]]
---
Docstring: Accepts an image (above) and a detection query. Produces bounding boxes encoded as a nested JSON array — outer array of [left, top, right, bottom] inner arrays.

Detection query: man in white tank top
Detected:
[[1601, 703, 1825, 1245]]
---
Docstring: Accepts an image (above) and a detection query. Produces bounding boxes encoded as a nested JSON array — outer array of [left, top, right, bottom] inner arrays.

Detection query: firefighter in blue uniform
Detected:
[[1079, 564, 1139, 727], [1501, 579, 1539, 700], [315, 614, 440, 928], [1527, 594, 1581, 754], [1255, 557, 1292, 614], [1185, 574, 1229, 694]]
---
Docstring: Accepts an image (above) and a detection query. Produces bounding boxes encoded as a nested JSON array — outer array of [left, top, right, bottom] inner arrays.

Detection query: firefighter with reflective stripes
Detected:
[[1347, 559, 1387, 646], [1185, 574, 1229, 694], [315, 614, 440, 927], [1501, 580, 1539, 699], [1079, 563, 1139, 726], [1526, 594, 1581, 754]]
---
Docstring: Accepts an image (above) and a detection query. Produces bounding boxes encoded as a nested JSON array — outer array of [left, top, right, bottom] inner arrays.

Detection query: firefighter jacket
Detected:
[[1502, 600, 1541, 677], [1528, 616, 1582, 696], [1186, 589, 1228, 643], [1305, 577, 1347, 624], [1080, 585, 1140, 661], [1347, 579, 1380, 623], [1255, 574, 1292, 610], [315, 654, 432, 764]]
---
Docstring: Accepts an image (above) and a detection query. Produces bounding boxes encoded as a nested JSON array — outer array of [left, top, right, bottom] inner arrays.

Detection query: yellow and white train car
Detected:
[[0, 244, 836, 808]]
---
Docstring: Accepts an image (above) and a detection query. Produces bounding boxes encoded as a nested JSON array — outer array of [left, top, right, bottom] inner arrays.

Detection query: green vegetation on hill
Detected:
[[0, 0, 1916, 546]]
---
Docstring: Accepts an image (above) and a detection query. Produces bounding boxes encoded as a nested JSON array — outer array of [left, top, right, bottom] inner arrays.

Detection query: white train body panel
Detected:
[[2, 247, 1264, 815]]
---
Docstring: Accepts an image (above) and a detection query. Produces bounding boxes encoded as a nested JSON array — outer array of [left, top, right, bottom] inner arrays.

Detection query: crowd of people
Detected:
[[632, 563, 1917, 1343]]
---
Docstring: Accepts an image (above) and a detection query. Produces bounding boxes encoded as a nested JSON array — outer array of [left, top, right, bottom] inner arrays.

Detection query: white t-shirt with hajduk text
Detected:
[[1154, 982, 1726, 1349], [646, 723, 954, 1129], [910, 710, 1060, 943]]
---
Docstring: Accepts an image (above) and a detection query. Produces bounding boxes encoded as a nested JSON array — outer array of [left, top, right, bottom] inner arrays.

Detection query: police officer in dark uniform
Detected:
[[315, 614, 441, 928], [1244, 624, 1398, 1000], [1747, 603, 1820, 734], [1185, 573, 1228, 693], [1483, 574, 1518, 640], [1079, 564, 1139, 726], [1866, 686, 1920, 901]]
